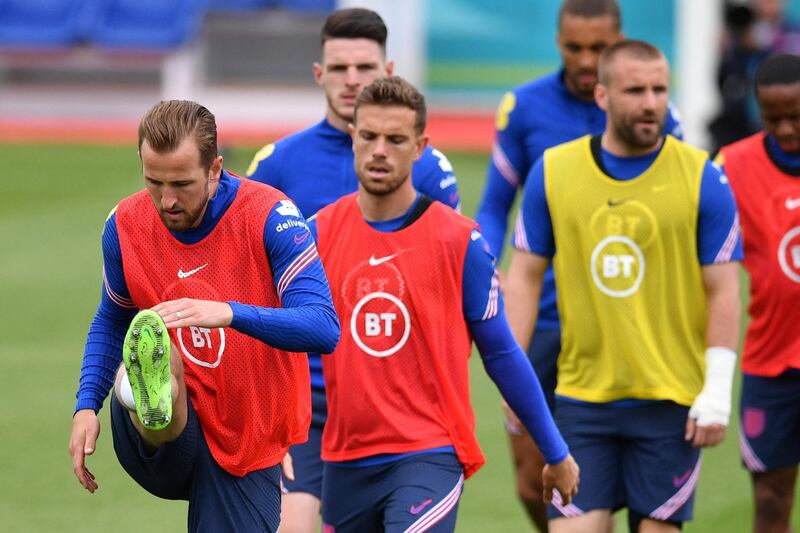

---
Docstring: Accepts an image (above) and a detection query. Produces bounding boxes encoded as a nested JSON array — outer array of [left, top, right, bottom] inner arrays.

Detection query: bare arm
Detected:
[[686, 262, 741, 447], [505, 249, 549, 349], [702, 262, 741, 350]]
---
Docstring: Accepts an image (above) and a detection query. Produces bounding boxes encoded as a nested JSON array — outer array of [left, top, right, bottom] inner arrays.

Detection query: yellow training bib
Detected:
[[545, 135, 708, 405]]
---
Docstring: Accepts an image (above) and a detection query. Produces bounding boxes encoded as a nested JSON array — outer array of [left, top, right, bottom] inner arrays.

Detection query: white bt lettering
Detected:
[[365, 312, 397, 336], [190, 326, 213, 348], [603, 254, 635, 278]]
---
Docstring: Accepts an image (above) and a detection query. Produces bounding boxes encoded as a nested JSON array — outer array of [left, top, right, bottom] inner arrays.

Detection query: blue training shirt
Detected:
[[74, 171, 340, 413], [307, 195, 569, 466], [475, 69, 683, 330], [246, 118, 461, 389]]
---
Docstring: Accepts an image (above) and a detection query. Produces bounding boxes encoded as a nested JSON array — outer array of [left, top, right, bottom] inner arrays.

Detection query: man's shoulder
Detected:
[[247, 120, 332, 178], [511, 71, 563, 104], [544, 134, 591, 159], [427, 200, 475, 233], [497, 71, 568, 134], [414, 145, 454, 176], [271, 120, 331, 157], [313, 193, 356, 224], [115, 189, 151, 216], [719, 132, 765, 160], [667, 135, 710, 161], [237, 176, 289, 210]]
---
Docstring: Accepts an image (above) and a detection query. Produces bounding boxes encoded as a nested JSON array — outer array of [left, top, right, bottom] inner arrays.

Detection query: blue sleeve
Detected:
[[245, 142, 281, 187], [75, 213, 138, 413], [470, 311, 569, 464], [306, 215, 318, 240], [665, 102, 684, 140], [475, 91, 528, 260], [697, 161, 743, 265], [229, 200, 340, 354], [475, 169, 518, 260], [414, 147, 461, 211], [462, 230, 502, 322], [512, 157, 555, 257]]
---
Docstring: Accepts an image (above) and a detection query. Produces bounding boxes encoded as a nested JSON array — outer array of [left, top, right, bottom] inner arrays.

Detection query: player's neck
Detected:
[[601, 131, 663, 157], [325, 109, 351, 133], [564, 79, 596, 103], [356, 181, 417, 222]]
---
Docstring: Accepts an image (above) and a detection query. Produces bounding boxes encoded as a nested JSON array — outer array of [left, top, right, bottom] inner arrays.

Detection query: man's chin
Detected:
[[160, 215, 189, 232]]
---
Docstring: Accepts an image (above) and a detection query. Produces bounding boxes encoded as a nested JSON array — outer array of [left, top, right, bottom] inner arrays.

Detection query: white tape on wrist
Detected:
[[688, 347, 737, 427]]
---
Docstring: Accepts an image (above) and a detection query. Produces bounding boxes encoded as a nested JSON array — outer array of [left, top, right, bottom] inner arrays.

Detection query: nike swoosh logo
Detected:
[[673, 469, 692, 487], [178, 264, 208, 278], [409, 498, 433, 515], [369, 254, 397, 266], [607, 197, 632, 207], [294, 232, 310, 245], [786, 197, 800, 210], [652, 184, 669, 193]]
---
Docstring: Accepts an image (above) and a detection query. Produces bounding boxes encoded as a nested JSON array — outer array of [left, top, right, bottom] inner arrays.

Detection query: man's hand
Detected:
[[69, 409, 100, 493], [686, 346, 736, 448], [152, 298, 233, 329], [685, 418, 726, 448], [542, 453, 580, 505], [281, 452, 294, 481]]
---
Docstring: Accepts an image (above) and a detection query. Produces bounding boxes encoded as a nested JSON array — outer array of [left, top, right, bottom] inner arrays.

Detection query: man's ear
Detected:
[[595, 83, 609, 111]]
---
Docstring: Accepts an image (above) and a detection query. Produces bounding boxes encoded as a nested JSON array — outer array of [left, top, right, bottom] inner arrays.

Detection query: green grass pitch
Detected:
[[1, 142, 797, 531]]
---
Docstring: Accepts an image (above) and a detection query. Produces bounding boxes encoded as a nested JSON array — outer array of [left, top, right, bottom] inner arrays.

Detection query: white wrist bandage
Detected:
[[688, 347, 737, 427]]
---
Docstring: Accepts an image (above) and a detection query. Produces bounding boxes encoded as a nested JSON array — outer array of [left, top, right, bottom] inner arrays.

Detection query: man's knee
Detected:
[[754, 480, 794, 518]]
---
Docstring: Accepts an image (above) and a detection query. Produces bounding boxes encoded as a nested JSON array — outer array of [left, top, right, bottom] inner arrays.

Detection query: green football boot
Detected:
[[122, 310, 172, 430]]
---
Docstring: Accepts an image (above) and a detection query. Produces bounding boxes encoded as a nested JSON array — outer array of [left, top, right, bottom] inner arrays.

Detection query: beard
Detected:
[[357, 165, 411, 197], [565, 68, 598, 100], [157, 192, 210, 232], [611, 111, 665, 150]]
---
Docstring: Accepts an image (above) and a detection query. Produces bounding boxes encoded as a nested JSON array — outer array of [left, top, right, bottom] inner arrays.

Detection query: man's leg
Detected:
[[110, 310, 196, 501], [752, 467, 798, 533], [507, 432, 548, 530], [281, 493, 321, 533], [547, 400, 621, 533], [279, 386, 327, 533], [740, 371, 800, 533], [623, 402, 701, 532], [505, 328, 560, 531], [383, 453, 465, 533], [321, 461, 384, 533]]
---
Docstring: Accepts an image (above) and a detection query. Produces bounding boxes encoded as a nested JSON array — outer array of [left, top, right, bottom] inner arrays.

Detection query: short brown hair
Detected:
[[137, 100, 218, 170], [321, 8, 387, 50], [598, 39, 665, 85], [559, 0, 621, 32], [354, 76, 427, 134]]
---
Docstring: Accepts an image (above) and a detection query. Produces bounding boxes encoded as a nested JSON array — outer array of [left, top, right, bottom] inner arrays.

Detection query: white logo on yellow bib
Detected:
[[590, 236, 645, 298]]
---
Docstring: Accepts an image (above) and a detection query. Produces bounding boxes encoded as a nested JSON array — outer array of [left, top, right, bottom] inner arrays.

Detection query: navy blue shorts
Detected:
[[110, 394, 281, 532], [526, 328, 560, 412], [549, 400, 701, 524], [739, 369, 800, 472], [282, 385, 327, 498], [321, 453, 464, 533]]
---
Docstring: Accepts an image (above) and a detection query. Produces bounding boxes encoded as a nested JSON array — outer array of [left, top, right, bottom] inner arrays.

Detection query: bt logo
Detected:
[[351, 292, 411, 357], [590, 236, 645, 298]]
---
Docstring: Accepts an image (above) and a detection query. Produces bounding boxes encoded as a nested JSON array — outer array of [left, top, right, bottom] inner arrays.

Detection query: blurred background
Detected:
[[2, 0, 800, 531], [2, 0, 799, 150]]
